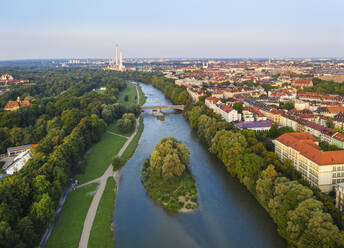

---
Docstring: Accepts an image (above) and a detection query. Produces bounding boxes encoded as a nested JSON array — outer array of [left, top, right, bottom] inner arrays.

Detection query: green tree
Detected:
[[112, 156, 122, 171], [33, 175, 51, 198], [149, 137, 189, 179], [233, 102, 243, 113], [256, 165, 278, 206], [30, 193, 55, 226], [326, 118, 335, 129], [210, 130, 247, 175]]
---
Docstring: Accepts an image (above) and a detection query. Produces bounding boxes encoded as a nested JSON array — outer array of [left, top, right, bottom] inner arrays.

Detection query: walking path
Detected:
[[78, 82, 141, 248], [39, 148, 93, 247], [106, 130, 129, 139]]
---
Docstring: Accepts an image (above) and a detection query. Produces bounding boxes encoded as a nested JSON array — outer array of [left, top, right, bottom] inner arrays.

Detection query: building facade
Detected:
[[274, 132, 344, 193]]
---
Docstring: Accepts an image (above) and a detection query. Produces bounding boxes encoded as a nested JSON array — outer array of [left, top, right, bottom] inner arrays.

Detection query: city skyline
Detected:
[[2, 0, 344, 60]]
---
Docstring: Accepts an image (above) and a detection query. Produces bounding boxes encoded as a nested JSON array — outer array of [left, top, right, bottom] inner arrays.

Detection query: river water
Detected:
[[113, 83, 286, 248]]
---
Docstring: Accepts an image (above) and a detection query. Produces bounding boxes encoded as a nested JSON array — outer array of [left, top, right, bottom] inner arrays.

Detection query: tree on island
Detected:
[[150, 136, 189, 179], [142, 136, 198, 211]]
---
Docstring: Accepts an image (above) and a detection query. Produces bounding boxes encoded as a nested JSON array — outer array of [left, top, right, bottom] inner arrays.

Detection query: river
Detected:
[[113, 83, 287, 248]]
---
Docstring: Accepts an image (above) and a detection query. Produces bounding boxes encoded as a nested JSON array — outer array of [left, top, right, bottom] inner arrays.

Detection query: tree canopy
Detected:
[[150, 137, 189, 179]]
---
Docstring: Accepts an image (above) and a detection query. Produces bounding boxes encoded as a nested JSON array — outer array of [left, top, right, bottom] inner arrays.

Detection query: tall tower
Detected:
[[115, 44, 119, 66], [120, 52, 123, 68]]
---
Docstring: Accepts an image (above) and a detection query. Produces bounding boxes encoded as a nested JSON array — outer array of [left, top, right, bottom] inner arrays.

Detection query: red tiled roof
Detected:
[[4, 99, 31, 110], [222, 105, 234, 113], [270, 109, 285, 115], [206, 97, 219, 105], [276, 132, 344, 165], [4, 101, 20, 109], [333, 133, 344, 143], [327, 107, 344, 113]]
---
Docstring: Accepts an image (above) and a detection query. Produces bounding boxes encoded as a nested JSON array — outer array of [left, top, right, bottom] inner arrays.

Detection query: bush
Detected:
[[112, 156, 122, 171]]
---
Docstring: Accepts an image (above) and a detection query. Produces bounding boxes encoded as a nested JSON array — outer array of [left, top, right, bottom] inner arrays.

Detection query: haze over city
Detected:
[[2, 0, 344, 60]]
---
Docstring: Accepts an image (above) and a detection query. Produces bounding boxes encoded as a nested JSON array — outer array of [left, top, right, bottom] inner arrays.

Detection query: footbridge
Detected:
[[141, 105, 185, 111]]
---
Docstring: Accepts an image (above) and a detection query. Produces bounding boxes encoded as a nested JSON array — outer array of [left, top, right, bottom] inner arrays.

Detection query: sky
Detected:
[[1, 0, 344, 60]]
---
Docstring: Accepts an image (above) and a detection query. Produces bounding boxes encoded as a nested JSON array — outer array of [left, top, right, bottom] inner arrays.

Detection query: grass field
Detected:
[[88, 177, 116, 248], [107, 119, 134, 137], [46, 183, 98, 248], [76, 132, 127, 184], [118, 83, 137, 106]]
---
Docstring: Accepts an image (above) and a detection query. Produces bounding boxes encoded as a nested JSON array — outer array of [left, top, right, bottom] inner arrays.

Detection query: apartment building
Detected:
[[274, 132, 344, 193]]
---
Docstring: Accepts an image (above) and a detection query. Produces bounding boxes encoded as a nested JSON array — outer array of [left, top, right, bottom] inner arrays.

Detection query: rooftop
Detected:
[[275, 132, 344, 165]]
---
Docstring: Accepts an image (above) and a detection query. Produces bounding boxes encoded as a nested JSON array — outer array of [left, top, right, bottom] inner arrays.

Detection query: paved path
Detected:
[[39, 148, 93, 248], [106, 130, 129, 139], [78, 82, 141, 248]]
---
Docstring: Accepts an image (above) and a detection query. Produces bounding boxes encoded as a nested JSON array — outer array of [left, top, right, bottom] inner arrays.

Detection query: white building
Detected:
[[175, 78, 205, 87], [219, 104, 240, 123], [106, 44, 126, 71], [187, 87, 205, 102], [4, 150, 31, 175], [205, 97, 221, 114], [274, 132, 344, 193]]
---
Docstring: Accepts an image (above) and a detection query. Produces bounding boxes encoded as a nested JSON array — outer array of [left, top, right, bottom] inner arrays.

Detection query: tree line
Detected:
[[0, 68, 139, 247], [135, 73, 344, 248], [0, 68, 136, 154]]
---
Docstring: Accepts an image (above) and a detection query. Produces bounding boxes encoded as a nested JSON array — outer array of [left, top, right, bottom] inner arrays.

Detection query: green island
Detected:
[[141, 136, 198, 212]]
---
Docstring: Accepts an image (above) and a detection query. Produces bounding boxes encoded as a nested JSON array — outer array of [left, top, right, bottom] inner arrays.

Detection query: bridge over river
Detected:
[[141, 105, 184, 111]]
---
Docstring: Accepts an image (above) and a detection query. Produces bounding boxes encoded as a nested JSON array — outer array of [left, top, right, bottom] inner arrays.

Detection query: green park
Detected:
[[46, 81, 145, 248]]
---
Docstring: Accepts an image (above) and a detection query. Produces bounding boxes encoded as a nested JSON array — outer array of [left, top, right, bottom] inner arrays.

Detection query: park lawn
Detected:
[[107, 119, 134, 137], [138, 84, 146, 105], [88, 177, 116, 248], [76, 132, 127, 184], [120, 117, 144, 164], [45, 183, 98, 248], [118, 83, 137, 106]]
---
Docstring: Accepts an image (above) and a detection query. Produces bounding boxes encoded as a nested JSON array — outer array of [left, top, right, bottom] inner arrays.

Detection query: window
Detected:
[[333, 179, 336, 184], [333, 173, 337, 178]]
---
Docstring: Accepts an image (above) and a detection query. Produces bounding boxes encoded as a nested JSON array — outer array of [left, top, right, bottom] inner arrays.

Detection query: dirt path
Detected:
[[78, 82, 141, 248]]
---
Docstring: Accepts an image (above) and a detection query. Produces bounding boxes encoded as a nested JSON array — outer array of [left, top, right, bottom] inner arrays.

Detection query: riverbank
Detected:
[[77, 82, 145, 248]]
